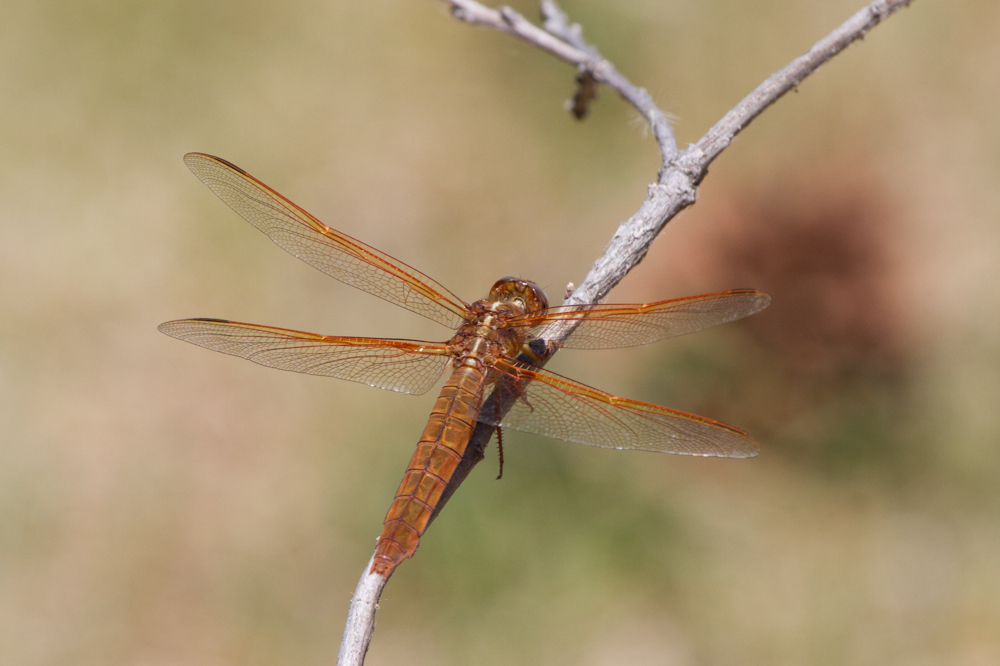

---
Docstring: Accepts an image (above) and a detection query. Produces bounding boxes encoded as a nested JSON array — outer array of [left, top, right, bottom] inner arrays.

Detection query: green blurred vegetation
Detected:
[[1, 1, 999, 665]]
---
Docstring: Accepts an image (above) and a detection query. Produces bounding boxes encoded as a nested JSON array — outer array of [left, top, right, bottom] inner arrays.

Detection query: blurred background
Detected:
[[2, 1, 999, 664]]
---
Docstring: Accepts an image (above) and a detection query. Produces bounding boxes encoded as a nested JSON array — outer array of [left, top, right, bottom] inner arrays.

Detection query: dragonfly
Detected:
[[160, 153, 771, 577]]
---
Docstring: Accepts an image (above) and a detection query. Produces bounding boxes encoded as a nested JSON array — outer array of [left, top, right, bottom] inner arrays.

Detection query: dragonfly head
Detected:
[[488, 277, 549, 315]]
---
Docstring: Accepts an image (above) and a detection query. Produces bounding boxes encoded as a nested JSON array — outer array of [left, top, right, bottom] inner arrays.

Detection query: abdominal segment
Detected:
[[371, 364, 485, 576]]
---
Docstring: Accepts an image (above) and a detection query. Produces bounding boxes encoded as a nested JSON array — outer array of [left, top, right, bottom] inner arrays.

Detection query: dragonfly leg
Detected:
[[495, 426, 505, 480], [519, 342, 544, 365]]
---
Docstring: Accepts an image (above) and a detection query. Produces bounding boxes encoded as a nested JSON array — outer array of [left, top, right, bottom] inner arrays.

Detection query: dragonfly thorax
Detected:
[[487, 277, 549, 314], [449, 282, 544, 368]]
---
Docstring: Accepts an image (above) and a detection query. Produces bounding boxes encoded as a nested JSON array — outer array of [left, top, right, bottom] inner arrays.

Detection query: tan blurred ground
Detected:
[[1, 1, 999, 665]]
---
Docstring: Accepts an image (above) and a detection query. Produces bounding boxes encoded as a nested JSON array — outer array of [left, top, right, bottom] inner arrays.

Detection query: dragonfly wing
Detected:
[[184, 153, 470, 329], [509, 290, 770, 349], [478, 359, 758, 458], [159, 318, 451, 395]]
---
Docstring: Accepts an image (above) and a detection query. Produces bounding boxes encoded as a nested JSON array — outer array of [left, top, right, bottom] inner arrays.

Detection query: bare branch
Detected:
[[337, 1, 915, 662], [541, 0, 914, 346], [539, 1, 596, 56], [448, 0, 679, 163], [448, 0, 590, 63], [336, 555, 388, 666], [695, 0, 914, 168]]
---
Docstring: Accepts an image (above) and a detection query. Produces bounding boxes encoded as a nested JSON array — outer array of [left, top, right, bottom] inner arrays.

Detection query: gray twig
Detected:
[[336, 555, 387, 666], [336, 1, 915, 663], [448, 0, 679, 163]]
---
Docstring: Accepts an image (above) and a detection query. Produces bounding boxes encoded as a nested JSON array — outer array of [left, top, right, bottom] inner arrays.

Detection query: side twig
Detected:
[[337, 1, 914, 663], [448, 0, 679, 163]]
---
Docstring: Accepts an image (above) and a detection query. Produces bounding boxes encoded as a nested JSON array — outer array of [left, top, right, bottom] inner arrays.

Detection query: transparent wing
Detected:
[[184, 153, 470, 329], [158, 318, 451, 395], [508, 290, 770, 349], [479, 359, 759, 458]]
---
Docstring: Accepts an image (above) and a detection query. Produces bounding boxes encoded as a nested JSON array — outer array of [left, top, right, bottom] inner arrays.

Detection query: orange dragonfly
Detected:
[[160, 154, 770, 577]]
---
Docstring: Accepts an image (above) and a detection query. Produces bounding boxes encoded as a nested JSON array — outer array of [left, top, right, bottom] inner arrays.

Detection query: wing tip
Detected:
[[728, 440, 761, 459], [157, 320, 182, 338], [750, 290, 772, 313], [669, 433, 760, 459], [158, 318, 231, 338], [714, 423, 762, 459], [183, 152, 212, 170], [727, 288, 772, 315], [714, 288, 772, 313], [183, 152, 247, 179]]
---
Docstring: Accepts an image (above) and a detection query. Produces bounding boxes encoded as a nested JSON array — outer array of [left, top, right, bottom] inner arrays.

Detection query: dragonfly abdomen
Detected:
[[371, 363, 486, 576]]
